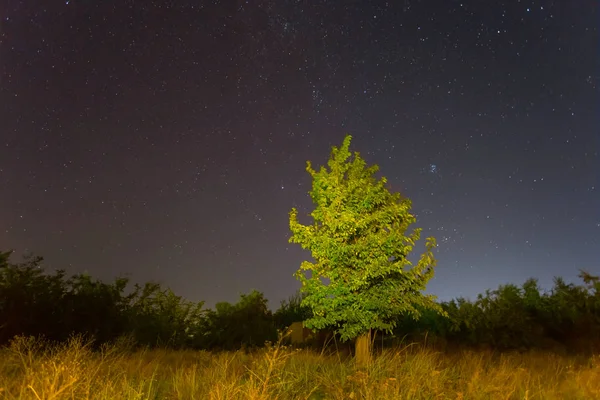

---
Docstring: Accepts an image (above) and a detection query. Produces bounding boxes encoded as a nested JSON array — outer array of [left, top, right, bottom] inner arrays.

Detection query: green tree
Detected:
[[289, 135, 444, 365]]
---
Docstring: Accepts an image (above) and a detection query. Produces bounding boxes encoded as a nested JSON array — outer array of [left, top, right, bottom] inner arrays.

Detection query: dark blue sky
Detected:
[[1, 1, 598, 308]]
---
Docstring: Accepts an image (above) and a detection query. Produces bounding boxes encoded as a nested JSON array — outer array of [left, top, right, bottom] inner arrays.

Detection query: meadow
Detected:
[[1, 334, 599, 400]]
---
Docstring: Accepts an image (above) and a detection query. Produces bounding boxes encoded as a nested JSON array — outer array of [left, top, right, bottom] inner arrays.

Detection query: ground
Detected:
[[1, 336, 599, 399]]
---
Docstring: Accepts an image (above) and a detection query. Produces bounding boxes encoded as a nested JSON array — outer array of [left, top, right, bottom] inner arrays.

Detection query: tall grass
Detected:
[[0, 334, 599, 399]]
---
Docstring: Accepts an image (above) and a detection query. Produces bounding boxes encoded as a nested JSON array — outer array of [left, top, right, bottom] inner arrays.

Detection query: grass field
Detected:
[[0, 335, 599, 399]]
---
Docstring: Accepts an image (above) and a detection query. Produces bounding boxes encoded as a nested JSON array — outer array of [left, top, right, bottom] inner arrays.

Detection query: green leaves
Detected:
[[289, 135, 443, 341]]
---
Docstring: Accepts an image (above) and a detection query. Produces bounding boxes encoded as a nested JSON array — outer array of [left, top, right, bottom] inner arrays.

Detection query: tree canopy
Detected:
[[289, 135, 443, 342]]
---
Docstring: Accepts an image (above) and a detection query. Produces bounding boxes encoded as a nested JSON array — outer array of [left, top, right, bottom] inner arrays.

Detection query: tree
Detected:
[[127, 282, 206, 348], [288, 135, 444, 365], [200, 290, 277, 350]]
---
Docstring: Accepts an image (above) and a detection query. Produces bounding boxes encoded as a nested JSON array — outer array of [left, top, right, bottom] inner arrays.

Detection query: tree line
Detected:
[[2, 135, 598, 357], [1, 249, 598, 353]]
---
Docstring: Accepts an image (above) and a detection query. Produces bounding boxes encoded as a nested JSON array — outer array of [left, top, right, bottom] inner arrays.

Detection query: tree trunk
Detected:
[[354, 329, 372, 367]]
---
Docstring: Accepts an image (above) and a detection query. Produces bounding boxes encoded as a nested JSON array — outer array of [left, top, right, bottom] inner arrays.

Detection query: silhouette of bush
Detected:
[[126, 282, 206, 348], [0, 251, 206, 349], [392, 272, 600, 352], [198, 290, 277, 350], [1, 249, 599, 353]]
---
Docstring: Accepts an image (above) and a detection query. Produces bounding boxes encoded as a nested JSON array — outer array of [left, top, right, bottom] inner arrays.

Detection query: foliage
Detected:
[[393, 271, 600, 352], [288, 135, 443, 342], [1, 250, 600, 354], [0, 251, 279, 351], [199, 290, 278, 350], [126, 282, 206, 348]]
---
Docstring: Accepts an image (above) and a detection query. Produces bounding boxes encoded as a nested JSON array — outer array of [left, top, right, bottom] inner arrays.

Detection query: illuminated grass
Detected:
[[0, 335, 599, 399]]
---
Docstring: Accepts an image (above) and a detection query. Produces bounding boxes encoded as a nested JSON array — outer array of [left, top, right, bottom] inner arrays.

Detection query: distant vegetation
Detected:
[[1, 249, 599, 354]]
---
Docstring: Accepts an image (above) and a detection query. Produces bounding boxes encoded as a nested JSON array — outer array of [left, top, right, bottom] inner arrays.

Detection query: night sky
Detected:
[[1, 1, 598, 309]]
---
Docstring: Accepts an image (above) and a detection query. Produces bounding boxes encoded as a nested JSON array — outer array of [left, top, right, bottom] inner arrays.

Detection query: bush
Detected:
[[1, 249, 599, 353]]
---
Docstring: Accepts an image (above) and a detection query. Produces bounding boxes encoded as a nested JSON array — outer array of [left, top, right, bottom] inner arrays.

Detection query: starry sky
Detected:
[[1, 1, 598, 309]]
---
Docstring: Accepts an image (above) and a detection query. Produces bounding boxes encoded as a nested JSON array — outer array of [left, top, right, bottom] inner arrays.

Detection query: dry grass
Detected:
[[0, 334, 599, 399]]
